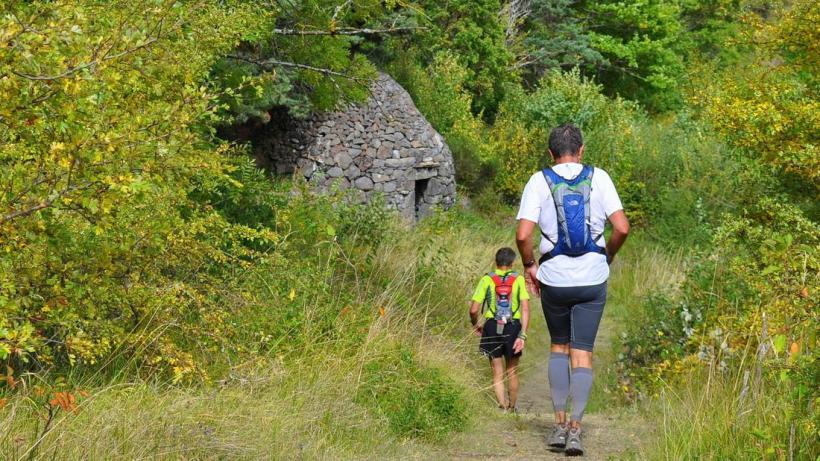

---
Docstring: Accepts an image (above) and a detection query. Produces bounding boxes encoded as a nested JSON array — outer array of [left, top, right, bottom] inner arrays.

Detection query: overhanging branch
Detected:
[[272, 26, 425, 36], [226, 55, 364, 81]]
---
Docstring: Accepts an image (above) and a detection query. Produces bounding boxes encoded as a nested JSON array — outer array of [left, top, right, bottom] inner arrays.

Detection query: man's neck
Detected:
[[496, 266, 513, 272], [553, 155, 581, 165]]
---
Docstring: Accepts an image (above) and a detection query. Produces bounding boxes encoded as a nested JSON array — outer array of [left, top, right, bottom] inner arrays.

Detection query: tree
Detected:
[[514, 0, 605, 84]]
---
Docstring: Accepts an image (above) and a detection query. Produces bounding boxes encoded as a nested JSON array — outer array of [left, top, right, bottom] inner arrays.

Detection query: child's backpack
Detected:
[[483, 272, 518, 321], [539, 164, 607, 262]]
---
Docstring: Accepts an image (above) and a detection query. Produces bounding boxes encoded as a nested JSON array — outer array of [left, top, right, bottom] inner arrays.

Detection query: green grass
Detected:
[[633, 364, 818, 460]]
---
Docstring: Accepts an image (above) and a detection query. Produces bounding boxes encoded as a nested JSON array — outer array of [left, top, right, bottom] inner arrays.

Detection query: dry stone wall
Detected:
[[251, 73, 456, 220]]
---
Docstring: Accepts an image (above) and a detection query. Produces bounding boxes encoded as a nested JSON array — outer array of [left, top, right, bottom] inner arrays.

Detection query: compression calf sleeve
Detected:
[[548, 352, 570, 412], [570, 367, 593, 421]]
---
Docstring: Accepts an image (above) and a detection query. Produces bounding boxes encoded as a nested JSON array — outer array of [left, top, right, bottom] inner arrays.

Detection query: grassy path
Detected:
[[414, 243, 656, 460]]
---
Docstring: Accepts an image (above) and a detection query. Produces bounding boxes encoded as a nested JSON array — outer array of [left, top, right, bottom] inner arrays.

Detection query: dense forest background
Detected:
[[0, 0, 816, 459]]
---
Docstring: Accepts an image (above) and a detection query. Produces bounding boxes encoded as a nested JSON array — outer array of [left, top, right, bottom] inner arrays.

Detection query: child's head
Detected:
[[495, 247, 516, 268]]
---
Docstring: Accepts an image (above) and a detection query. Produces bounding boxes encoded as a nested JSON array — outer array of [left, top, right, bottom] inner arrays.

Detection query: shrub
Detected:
[[357, 345, 469, 441]]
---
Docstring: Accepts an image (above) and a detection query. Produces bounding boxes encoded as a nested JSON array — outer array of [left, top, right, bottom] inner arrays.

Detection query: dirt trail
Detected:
[[425, 300, 643, 461]]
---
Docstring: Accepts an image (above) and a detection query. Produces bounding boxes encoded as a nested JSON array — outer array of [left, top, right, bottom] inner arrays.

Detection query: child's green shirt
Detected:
[[470, 268, 530, 320]]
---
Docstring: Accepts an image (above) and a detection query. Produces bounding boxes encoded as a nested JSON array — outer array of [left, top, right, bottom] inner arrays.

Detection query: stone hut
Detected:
[[250, 73, 457, 220]]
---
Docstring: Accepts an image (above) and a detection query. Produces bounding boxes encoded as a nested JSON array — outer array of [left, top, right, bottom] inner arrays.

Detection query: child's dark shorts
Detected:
[[479, 319, 522, 360]]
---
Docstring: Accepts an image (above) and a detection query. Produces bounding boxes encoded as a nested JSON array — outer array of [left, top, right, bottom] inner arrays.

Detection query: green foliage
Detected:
[[358, 345, 469, 441], [0, 0, 276, 381], [689, 0, 820, 196], [580, 0, 686, 111], [400, 0, 516, 118], [516, 0, 605, 80], [636, 364, 819, 460], [679, 0, 746, 62], [618, 173, 817, 456]]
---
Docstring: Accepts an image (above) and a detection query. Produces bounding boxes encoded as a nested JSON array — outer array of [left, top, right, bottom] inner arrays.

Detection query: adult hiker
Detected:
[[515, 124, 629, 456]]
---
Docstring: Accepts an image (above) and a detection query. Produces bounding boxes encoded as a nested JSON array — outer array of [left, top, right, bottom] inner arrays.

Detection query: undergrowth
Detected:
[[0, 176, 512, 459]]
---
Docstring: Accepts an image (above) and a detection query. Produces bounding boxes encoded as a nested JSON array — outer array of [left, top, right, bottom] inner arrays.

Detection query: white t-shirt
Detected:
[[517, 163, 623, 287]]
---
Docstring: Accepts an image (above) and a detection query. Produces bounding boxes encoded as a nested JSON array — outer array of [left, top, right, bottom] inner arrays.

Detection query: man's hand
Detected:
[[473, 323, 483, 337], [524, 264, 540, 296], [513, 338, 525, 354]]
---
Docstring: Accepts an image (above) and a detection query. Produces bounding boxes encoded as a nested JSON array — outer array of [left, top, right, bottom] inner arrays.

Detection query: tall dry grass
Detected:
[[634, 351, 817, 460]]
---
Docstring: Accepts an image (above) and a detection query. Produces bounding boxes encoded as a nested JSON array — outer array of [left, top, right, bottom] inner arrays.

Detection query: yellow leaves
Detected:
[[288, 288, 296, 302], [49, 142, 66, 153]]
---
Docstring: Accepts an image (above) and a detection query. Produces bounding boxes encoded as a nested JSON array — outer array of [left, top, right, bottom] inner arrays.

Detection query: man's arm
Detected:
[[516, 219, 539, 295], [605, 209, 630, 264]]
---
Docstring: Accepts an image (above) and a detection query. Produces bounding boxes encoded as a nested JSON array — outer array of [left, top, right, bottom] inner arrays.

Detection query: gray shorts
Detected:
[[539, 281, 607, 352]]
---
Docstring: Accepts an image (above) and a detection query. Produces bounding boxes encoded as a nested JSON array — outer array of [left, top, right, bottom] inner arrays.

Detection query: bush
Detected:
[[357, 345, 469, 441]]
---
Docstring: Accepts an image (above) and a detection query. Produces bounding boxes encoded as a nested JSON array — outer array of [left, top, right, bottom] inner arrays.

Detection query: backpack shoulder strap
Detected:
[[539, 170, 559, 245], [481, 273, 495, 314], [581, 164, 595, 182], [511, 273, 524, 316], [542, 168, 564, 190]]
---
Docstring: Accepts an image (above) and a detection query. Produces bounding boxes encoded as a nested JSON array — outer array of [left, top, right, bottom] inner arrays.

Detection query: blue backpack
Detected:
[[539, 165, 606, 262]]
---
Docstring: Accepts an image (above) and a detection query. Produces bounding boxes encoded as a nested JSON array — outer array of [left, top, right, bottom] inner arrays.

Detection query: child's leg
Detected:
[[505, 355, 520, 409], [490, 357, 507, 408]]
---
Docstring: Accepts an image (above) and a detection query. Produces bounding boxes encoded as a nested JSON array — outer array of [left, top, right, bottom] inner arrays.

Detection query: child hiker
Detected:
[[469, 247, 530, 412]]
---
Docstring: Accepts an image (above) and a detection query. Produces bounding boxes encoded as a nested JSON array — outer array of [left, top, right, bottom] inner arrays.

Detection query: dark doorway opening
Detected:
[[415, 179, 430, 220]]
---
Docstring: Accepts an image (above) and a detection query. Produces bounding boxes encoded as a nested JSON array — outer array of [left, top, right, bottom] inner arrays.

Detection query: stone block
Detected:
[[346, 165, 361, 179], [354, 176, 374, 191], [373, 173, 390, 183], [377, 144, 392, 159], [414, 168, 436, 180], [399, 180, 414, 192], [334, 152, 353, 169]]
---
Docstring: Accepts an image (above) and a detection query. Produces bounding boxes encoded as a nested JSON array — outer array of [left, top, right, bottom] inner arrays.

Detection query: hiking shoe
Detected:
[[547, 424, 568, 449], [565, 427, 584, 456]]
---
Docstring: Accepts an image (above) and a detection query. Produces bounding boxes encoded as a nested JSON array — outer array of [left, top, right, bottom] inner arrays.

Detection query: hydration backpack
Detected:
[[539, 165, 606, 263], [483, 272, 518, 320]]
